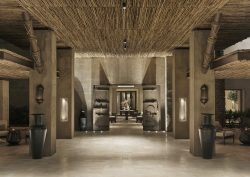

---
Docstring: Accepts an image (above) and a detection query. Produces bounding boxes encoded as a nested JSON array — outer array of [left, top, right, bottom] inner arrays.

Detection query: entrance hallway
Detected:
[[0, 122, 249, 177]]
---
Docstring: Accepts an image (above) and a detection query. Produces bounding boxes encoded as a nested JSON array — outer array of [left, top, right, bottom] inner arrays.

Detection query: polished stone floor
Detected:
[[0, 119, 250, 177]]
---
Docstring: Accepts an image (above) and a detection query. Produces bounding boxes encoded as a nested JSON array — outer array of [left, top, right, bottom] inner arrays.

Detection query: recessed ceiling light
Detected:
[[118, 85, 135, 88], [122, 0, 127, 10]]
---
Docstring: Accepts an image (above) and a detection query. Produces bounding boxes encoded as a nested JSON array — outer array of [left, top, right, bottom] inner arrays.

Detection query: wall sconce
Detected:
[[179, 98, 187, 122], [56, 70, 60, 79], [200, 84, 208, 104], [123, 39, 128, 50], [60, 98, 69, 122], [36, 84, 44, 104]]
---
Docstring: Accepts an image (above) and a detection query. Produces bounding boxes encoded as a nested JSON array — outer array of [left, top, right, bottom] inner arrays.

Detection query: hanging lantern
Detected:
[[36, 84, 44, 104], [200, 84, 208, 104]]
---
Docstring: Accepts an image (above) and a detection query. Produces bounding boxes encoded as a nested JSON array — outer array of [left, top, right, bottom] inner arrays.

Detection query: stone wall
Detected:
[[74, 57, 100, 130], [100, 57, 152, 84]]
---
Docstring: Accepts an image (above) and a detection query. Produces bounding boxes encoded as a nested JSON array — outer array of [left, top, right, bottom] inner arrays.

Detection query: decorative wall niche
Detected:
[[179, 98, 187, 122], [60, 98, 69, 122]]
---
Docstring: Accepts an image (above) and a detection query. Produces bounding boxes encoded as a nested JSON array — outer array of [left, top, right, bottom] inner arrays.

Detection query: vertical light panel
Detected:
[[179, 98, 187, 122], [60, 98, 69, 122]]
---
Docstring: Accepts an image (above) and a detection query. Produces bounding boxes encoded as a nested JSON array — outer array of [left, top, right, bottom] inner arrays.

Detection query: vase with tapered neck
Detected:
[[199, 113, 215, 159], [29, 113, 47, 159]]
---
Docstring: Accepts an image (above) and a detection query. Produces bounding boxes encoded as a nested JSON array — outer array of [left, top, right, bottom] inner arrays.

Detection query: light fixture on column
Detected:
[[123, 39, 127, 50], [56, 70, 60, 79], [122, 0, 127, 11], [200, 84, 208, 104], [36, 84, 44, 104], [60, 98, 69, 122], [179, 98, 187, 122]]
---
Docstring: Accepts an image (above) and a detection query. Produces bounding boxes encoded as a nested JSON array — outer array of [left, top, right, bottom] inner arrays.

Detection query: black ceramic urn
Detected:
[[199, 113, 216, 159], [29, 114, 47, 159], [7, 129, 21, 145], [79, 110, 87, 131]]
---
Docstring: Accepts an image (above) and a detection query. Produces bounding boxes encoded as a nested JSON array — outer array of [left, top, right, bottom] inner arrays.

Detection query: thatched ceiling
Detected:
[[17, 0, 228, 57], [213, 50, 250, 79], [0, 0, 68, 50]]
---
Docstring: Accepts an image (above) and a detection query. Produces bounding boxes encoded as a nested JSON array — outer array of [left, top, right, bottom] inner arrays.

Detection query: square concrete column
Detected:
[[29, 30, 57, 156], [166, 56, 173, 132], [172, 49, 189, 139], [189, 30, 215, 156], [0, 80, 9, 128], [57, 48, 74, 139], [156, 58, 166, 130]]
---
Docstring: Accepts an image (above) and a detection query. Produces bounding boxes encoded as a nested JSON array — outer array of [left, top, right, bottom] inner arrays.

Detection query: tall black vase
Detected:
[[79, 110, 87, 131], [199, 113, 215, 159], [30, 114, 47, 159]]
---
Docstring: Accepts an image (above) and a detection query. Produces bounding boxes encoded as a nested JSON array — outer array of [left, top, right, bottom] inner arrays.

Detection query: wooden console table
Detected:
[[120, 110, 134, 120]]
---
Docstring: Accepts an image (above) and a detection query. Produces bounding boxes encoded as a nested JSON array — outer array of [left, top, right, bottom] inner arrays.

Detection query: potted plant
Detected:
[[239, 109, 250, 145], [225, 110, 234, 128], [239, 129, 250, 145], [240, 109, 250, 129]]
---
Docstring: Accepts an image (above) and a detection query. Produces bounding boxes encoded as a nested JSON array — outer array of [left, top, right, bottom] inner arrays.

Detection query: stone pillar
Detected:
[[166, 56, 173, 132], [29, 30, 57, 156], [156, 58, 166, 130], [189, 30, 215, 156], [57, 48, 74, 139], [0, 80, 9, 128], [172, 49, 189, 139]]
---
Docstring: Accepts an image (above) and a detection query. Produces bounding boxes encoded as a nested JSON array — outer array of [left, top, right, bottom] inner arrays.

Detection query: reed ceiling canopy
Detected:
[[18, 0, 228, 57]]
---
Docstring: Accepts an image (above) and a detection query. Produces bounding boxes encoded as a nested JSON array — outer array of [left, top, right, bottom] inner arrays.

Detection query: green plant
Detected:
[[241, 109, 250, 129], [224, 110, 242, 128], [242, 109, 250, 118], [227, 90, 238, 102]]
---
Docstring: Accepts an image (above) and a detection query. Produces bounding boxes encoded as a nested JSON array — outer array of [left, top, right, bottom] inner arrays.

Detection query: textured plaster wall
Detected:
[[75, 58, 94, 130], [100, 57, 152, 84]]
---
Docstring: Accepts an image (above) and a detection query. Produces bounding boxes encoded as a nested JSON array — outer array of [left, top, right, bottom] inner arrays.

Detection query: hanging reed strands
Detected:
[[202, 13, 221, 73], [23, 12, 43, 73], [17, 0, 229, 57]]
